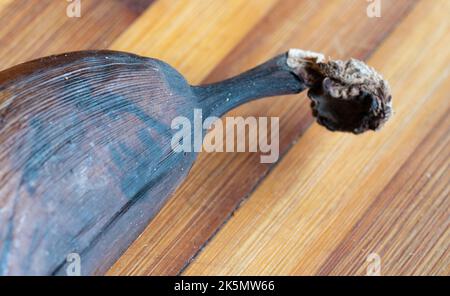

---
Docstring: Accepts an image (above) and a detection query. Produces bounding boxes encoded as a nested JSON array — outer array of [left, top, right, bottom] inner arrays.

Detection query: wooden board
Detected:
[[108, 0, 427, 275], [182, 0, 450, 275], [0, 0, 448, 275]]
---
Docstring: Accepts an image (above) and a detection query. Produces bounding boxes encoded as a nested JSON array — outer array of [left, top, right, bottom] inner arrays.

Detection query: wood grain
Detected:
[[0, 0, 154, 71], [108, 0, 419, 275], [0, 0, 13, 11], [0, 0, 447, 275], [110, 0, 279, 83], [317, 111, 449, 275], [183, 0, 450, 275]]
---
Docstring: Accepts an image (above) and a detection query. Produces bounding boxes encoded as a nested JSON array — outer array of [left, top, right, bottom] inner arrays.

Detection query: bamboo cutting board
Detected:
[[0, 0, 448, 275]]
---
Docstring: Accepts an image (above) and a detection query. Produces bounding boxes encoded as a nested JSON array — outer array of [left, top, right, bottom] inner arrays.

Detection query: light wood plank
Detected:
[[0, 0, 12, 10], [111, 0, 279, 84], [184, 0, 450, 275]]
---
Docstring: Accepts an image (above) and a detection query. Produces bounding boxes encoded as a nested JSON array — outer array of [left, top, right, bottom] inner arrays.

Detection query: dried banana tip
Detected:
[[287, 49, 393, 134]]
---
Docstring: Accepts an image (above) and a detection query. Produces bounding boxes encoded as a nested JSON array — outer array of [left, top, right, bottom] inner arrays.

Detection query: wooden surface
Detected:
[[0, 0, 448, 275]]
